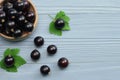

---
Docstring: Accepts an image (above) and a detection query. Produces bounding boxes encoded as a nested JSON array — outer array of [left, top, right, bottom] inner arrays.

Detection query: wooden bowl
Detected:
[[0, 0, 38, 41]]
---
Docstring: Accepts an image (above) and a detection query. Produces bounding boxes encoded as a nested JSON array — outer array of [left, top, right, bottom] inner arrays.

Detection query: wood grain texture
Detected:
[[1, 0, 120, 80]]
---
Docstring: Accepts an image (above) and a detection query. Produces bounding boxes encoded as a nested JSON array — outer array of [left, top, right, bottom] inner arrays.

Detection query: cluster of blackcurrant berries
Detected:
[[30, 36, 69, 75], [0, 0, 35, 38]]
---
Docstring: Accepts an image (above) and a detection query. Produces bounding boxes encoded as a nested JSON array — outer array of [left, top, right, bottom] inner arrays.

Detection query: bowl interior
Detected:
[[0, 0, 38, 41]]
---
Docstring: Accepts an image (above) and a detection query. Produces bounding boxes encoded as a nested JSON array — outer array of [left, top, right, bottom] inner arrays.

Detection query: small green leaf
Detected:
[[14, 56, 26, 68], [61, 16, 70, 22], [4, 48, 11, 57], [6, 66, 17, 72], [55, 11, 65, 19], [11, 48, 20, 56], [49, 11, 71, 36], [62, 23, 71, 31], [4, 48, 20, 57], [49, 22, 62, 36], [55, 11, 70, 22], [0, 59, 17, 72], [0, 59, 5, 69]]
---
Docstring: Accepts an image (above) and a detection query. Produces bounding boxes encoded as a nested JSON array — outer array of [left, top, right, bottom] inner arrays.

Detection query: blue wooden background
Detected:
[[1, 0, 120, 80]]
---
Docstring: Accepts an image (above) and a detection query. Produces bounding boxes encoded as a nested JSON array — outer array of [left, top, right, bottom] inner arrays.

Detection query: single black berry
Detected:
[[23, 0, 30, 12], [0, 10, 6, 24], [55, 19, 65, 30], [34, 36, 44, 47], [3, 2, 13, 12], [31, 49, 40, 60], [5, 20, 16, 29], [17, 15, 26, 25], [40, 65, 50, 75], [47, 45, 57, 55], [26, 11, 35, 23], [4, 28, 14, 37], [17, 11, 23, 16], [8, 0, 17, 3], [4, 55, 15, 67], [23, 22, 33, 32], [0, 6, 3, 11], [7, 9, 18, 20], [0, 23, 3, 33], [13, 28, 23, 38], [58, 57, 69, 68], [14, 0, 24, 11]]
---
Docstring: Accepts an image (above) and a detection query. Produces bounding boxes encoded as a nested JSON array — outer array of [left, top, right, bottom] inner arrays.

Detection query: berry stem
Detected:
[[48, 14, 55, 21]]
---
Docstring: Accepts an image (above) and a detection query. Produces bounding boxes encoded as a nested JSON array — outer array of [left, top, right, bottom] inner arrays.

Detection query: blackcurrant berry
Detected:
[[34, 36, 44, 47], [58, 57, 69, 68], [7, 9, 18, 20], [5, 20, 16, 29], [17, 15, 26, 25], [23, 22, 33, 32], [4, 28, 14, 37], [0, 11, 6, 18], [23, 0, 30, 12], [8, 0, 17, 3], [0, 23, 3, 33], [55, 19, 65, 30], [40, 65, 50, 75], [13, 28, 23, 38], [26, 11, 35, 23], [3, 2, 13, 12], [4, 55, 14, 67], [17, 11, 23, 17], [47, 45, 57, 55], [0, 6, 3, 11], [31, 49, 40, 60], [0, 10, 6, 24], [14, 0, 24, 11]]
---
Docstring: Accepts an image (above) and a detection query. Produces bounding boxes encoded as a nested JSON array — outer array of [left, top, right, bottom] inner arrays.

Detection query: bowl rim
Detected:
[[0, 0, 38, 41]]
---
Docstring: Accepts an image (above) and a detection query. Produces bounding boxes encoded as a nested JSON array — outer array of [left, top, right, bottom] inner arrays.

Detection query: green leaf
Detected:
[[61, 16, 70, 22], [55, 11, 70, 22], [0, 59, 17, 72], [6, 66, 17, 72], [49, 22, 62, 36], [49, 11, 71, 36], [4, 48, 20, 57], [11, 48, 20, 56], [0, 48, 26, 72], [62, 23, 71, 31], [55, 11, 65, 19], [4, 48, 11, 57], [14, 56, 26, 68]]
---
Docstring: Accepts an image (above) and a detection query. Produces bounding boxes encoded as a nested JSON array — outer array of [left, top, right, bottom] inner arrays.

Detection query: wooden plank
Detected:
[[0, 63, 120, 80]]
